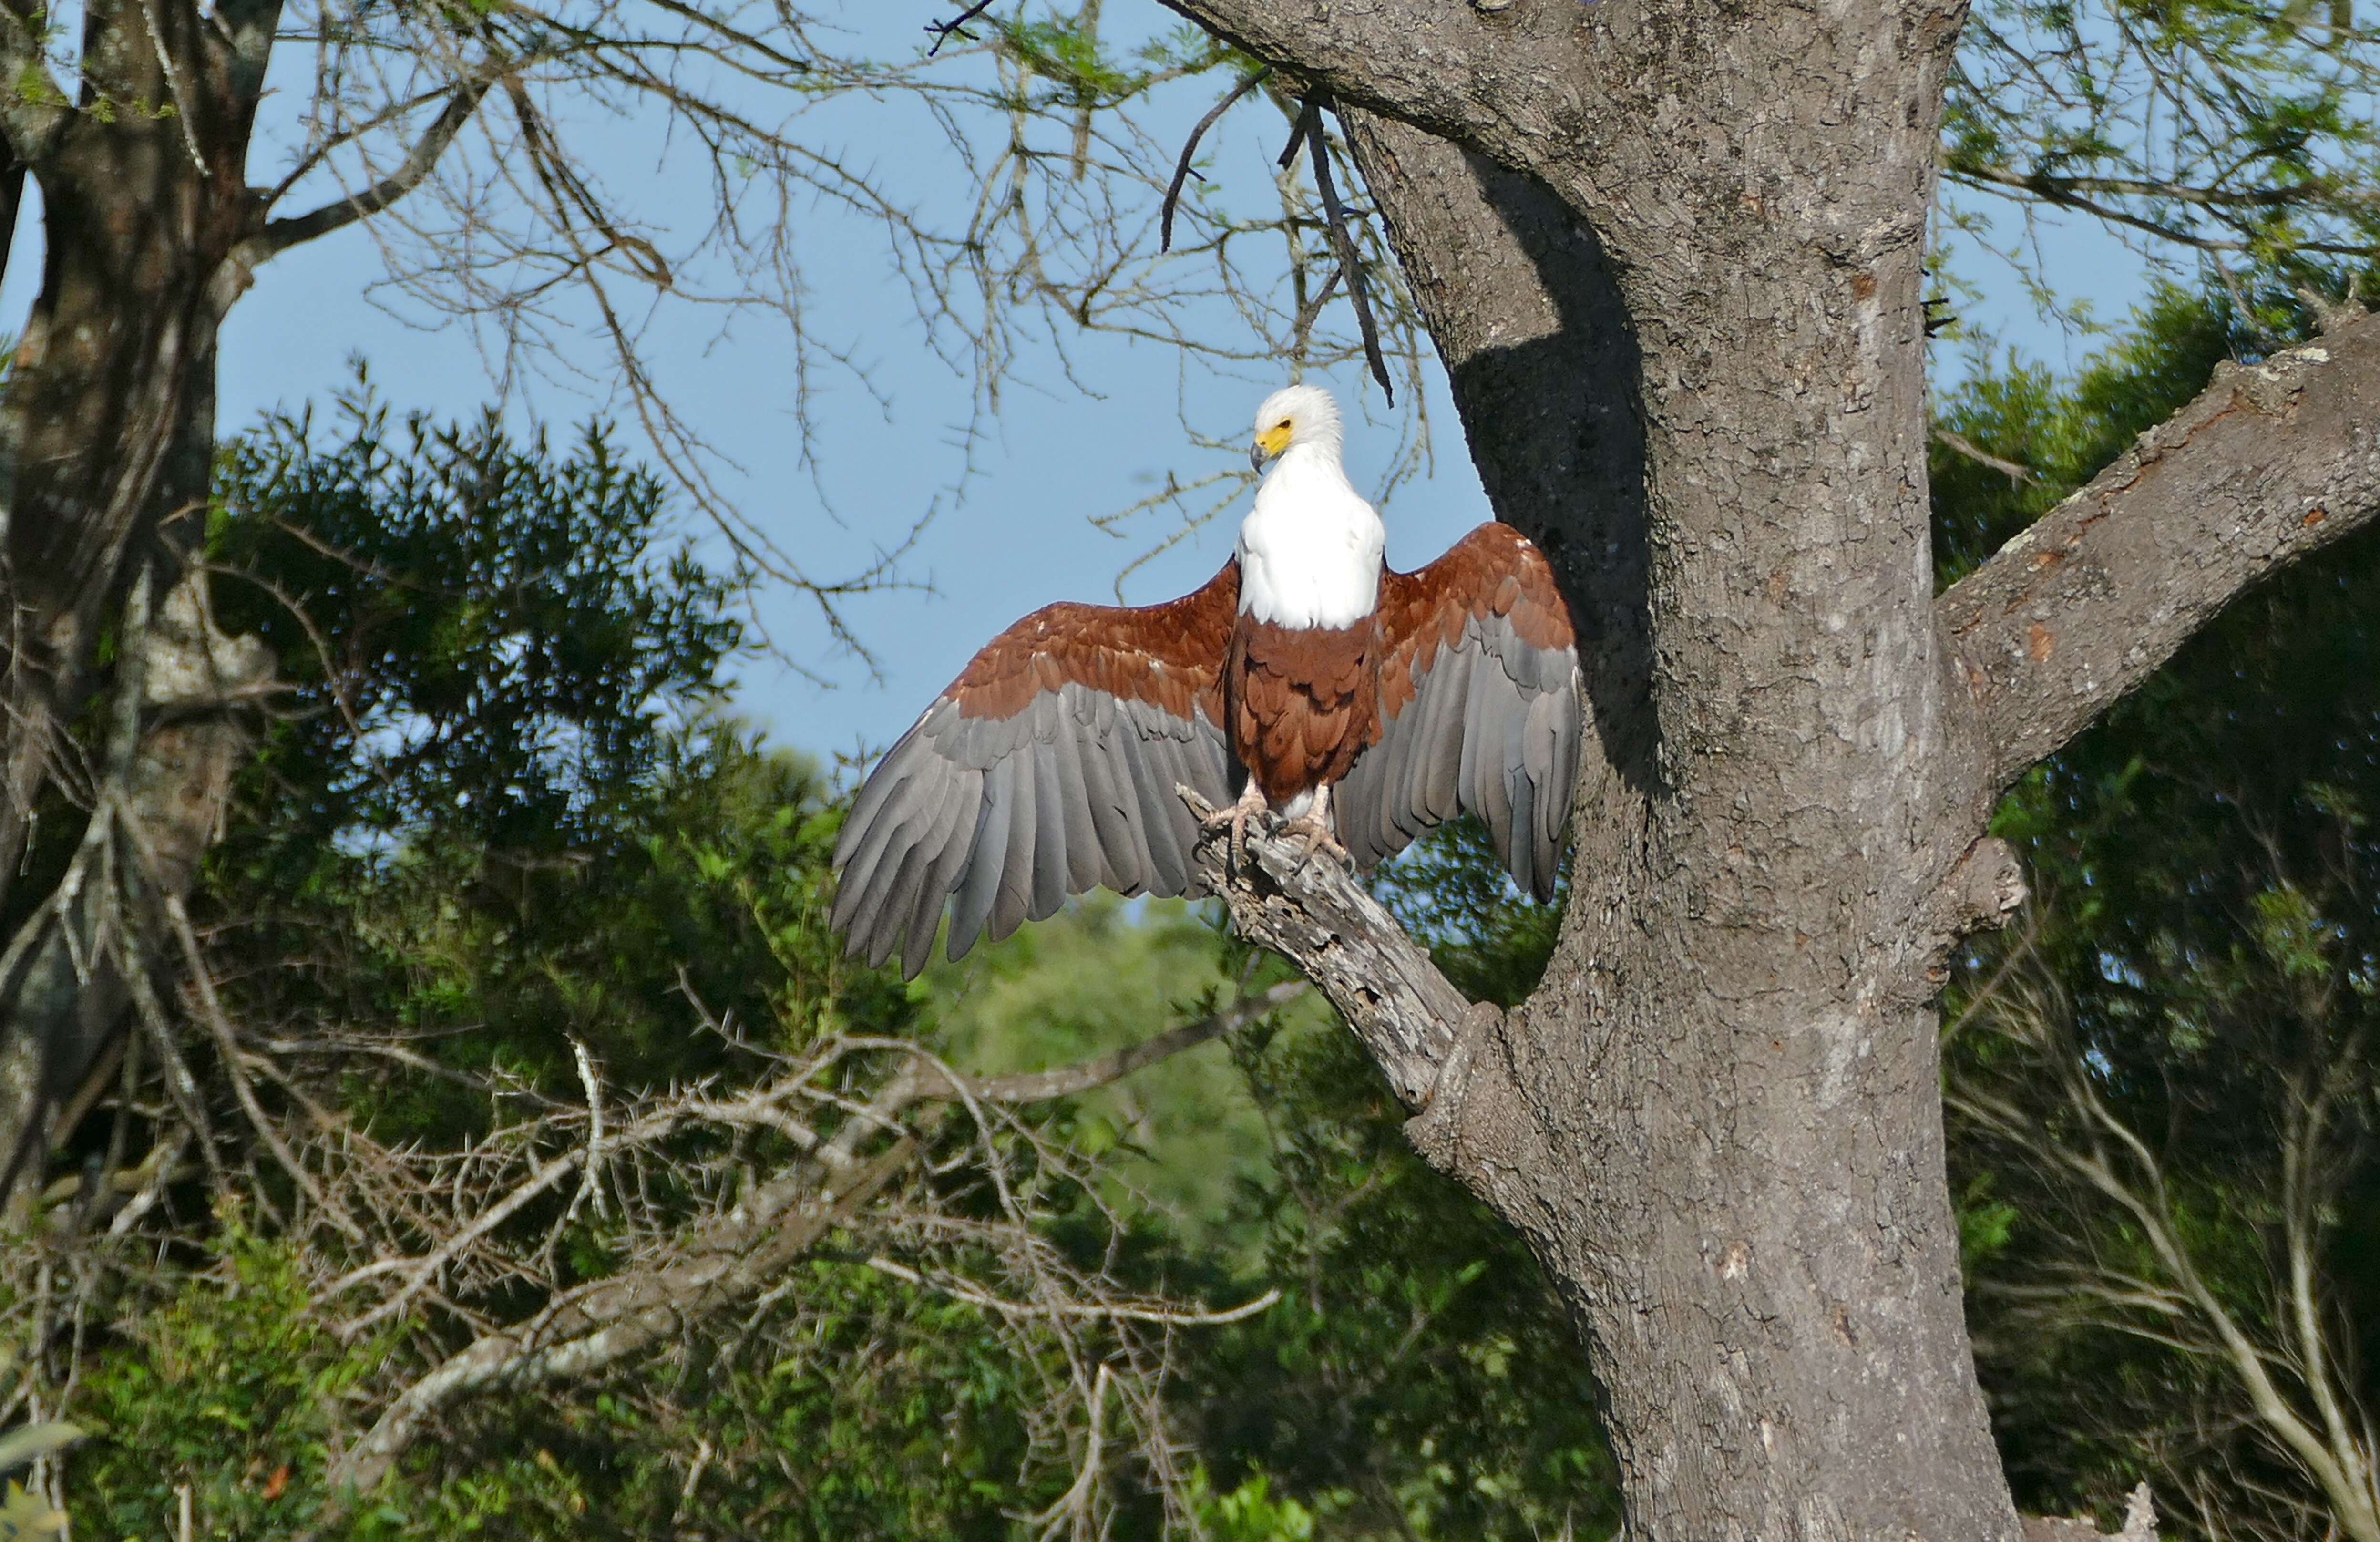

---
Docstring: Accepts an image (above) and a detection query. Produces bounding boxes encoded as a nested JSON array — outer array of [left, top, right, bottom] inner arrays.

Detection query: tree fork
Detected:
[[1183, 76, 2380, 1538]]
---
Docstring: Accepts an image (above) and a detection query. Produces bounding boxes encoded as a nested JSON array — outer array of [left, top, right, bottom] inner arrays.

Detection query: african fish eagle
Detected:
[[832, 383, 1582, 977]]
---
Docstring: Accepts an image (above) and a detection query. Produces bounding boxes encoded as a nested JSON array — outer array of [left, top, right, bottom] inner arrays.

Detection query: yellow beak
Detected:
[[1251, 421, 1293, 469]]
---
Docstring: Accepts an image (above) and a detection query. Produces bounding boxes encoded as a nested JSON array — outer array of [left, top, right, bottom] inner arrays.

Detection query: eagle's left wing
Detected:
[[1338, 523, 1581, 898]]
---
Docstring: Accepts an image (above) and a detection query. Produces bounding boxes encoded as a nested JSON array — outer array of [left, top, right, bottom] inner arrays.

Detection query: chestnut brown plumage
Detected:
[[831, 519, 1580, 978]]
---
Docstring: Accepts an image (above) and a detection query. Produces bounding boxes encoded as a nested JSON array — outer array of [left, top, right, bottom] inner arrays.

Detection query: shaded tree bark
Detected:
[[0, 0, 485, 1190], [1157, 1, 2380, 1537], [0, 0, 279, 1187]]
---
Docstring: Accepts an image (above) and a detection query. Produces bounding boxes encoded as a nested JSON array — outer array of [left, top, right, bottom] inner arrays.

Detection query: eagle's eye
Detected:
[[1274, 419, 1292, 434]]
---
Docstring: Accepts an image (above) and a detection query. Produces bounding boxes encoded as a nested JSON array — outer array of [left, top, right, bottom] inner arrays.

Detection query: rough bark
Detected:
[[0, 567, 272, 1202], [1157, 1, 2380, 1538], [0, 0, 394, 1189], [1939, 315, 2380, 791]]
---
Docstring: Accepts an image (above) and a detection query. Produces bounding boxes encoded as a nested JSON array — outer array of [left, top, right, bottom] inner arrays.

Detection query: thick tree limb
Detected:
[[1150, 0, 1586, 172], [243, 74, 495, 262], [1180, 789, 1469, 1112], [1939, 309, 2380, 792]]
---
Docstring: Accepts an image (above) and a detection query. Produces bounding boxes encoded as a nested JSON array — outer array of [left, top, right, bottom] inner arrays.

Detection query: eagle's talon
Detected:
[[1280, 812, 1349, 866], [1201, 784, 1271, 869]]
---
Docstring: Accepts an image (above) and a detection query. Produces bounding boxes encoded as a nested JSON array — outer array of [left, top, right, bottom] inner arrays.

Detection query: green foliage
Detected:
[[1929, 284, 2242, 586], [1375, 817, 1563, 1009], [360, 1263, 1089, 1541], [67, 1223, 384, 1539], [923, 892, 1323, 1245], [1936, 293, 2380, 1534], [1180, 1003, 1615, 1542], [213, 384, 743, 858], [1187, 1469, 1318, 1542], [198, 386, 906, 1122], [1945, 0, 2380, 285]]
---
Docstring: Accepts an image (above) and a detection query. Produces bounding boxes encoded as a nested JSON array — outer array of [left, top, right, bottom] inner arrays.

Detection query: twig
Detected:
[[864, 1255, 1281, 1327], [1301, 102, 1394, 403], [566, 1037, 611, 1223], [1933, 428, 2038, 486], [926, 0, 997, 55], [1159, 68, 1270, 253]]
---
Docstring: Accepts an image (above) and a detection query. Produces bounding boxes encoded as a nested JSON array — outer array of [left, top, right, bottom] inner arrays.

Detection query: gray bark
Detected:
[[1156, 1, 2380, 1537], [1938, 319, 2380, 790], [0, 0, 302, 1190]]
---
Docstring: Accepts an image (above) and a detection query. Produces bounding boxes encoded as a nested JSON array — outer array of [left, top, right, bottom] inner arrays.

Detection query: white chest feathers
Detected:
[[1236, 444, 1385, 629]]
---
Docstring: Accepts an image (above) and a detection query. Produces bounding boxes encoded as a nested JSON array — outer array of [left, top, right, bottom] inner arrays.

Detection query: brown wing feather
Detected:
[[833, 562, 1239, 977], [1339, 523, 1580, 898]]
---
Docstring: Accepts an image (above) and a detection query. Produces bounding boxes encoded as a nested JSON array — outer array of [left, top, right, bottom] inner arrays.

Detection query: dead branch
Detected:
[[1934, 427, 2039, 487], [1301, 101, 1393, 403], [1178, 787, 1467, 1111], [1159, 66, 1270, 252]]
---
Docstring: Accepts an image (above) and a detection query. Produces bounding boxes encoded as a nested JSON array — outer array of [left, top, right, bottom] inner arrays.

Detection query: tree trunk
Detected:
[[1165, 0, 2019, 1534], [0, 0, 281, 1194], [1346, 106, 2014, 1535]]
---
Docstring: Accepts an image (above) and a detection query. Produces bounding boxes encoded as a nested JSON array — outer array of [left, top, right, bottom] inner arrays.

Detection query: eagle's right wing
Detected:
[[833, 562, 1240, 977]]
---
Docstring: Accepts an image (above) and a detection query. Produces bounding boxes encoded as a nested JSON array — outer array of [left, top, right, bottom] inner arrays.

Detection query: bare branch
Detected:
[[1178, 787, 1468, 1112], [1159, 66, 1269, 252], [1938, 308, 2380, 793], [861, 1255, 1281, 1326], [1934, 427, 2038, 487], [1303, 102, 1392, 403], [943, 979, 1306, 1104], [246, 72, 496, 261], [926, 0, 998, 57]]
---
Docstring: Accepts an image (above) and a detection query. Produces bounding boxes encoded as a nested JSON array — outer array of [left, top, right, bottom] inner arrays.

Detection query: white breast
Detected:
[[1236, 445, 1385, 629]]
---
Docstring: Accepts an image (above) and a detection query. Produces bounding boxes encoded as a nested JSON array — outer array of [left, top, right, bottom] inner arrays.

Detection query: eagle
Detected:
[[832, 384, 1582, 978]]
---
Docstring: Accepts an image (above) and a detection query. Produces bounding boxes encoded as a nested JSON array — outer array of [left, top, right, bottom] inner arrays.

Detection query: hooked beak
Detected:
[[1250, 421, 1293, 472], [1249, 442, 1268, 472]]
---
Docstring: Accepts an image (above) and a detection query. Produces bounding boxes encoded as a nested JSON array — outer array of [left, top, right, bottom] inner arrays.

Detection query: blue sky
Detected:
[[1, 5, 2164, 771]]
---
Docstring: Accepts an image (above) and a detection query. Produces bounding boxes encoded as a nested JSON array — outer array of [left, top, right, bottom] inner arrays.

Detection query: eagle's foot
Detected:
[[1278, 811, 1349, 867], [1200, 783, 1271, 868]]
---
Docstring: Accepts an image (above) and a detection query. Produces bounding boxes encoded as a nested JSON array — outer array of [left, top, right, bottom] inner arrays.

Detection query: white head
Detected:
[[1250, 383, 1343, 471]]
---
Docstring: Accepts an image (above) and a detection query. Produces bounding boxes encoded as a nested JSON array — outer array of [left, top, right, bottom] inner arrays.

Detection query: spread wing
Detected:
[[1337, 523, 1580, 899], [832, 563, 1240, 977]]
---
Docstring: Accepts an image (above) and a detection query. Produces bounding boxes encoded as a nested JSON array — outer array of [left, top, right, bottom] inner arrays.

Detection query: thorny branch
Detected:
[[2, 931, 1303, 1535]]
